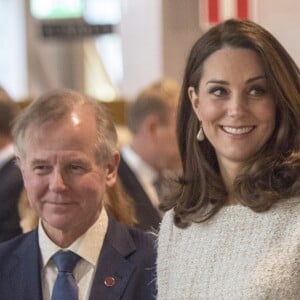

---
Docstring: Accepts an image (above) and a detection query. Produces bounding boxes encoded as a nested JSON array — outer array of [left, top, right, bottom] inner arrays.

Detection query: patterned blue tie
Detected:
[[51, 250, 80, 300]]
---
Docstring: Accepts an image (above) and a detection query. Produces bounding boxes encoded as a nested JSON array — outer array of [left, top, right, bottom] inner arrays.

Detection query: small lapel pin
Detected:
[[104, 276, 116, 287]]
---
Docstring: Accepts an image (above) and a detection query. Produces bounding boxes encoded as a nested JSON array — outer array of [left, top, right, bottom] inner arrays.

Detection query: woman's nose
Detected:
[[227, 94, 246, 117]]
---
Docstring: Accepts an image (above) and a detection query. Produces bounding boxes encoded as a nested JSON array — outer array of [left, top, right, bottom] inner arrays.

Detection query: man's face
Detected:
[[20, 106, 118, 241]]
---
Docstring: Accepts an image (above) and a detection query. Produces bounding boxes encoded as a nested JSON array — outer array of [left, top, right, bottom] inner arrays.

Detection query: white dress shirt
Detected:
[[39, 209, 109, 300], [121, 145, 161, 211]]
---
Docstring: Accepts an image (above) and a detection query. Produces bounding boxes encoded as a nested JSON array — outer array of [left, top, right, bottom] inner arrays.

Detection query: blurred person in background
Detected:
[[0, 86, 23, 242], [118, 79, 181, 232]]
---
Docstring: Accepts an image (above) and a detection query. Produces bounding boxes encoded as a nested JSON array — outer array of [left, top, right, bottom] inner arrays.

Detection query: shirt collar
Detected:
[[121, 145, 159, 184], [39, 208, 109, 268]]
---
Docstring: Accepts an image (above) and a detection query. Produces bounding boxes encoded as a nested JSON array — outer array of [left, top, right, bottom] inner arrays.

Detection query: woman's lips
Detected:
[[221, 126, 255, 135]]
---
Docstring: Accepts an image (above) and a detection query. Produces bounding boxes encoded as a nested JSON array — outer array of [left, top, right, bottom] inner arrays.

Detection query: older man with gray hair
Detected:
[[0, 88, 156, 300]]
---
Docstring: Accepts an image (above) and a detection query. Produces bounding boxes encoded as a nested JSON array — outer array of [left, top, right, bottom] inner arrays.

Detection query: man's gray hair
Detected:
[[12, 88, 118, 164]]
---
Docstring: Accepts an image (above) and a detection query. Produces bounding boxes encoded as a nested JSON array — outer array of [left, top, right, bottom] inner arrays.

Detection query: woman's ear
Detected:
[[188, 87, 200, 111]]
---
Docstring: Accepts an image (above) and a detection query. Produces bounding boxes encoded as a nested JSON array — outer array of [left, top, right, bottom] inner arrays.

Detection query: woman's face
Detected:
[[189, 47, 276, 174]]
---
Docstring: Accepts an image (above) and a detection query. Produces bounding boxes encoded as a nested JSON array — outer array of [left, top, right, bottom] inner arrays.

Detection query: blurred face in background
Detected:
[[154, 106, 181, 171]]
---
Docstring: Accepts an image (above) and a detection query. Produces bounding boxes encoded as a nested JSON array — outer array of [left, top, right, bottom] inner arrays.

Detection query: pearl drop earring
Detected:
[[196, 124, 204, 141]]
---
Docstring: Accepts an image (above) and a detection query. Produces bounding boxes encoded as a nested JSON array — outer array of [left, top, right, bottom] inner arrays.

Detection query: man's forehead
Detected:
[[25, 150, 91, 163]]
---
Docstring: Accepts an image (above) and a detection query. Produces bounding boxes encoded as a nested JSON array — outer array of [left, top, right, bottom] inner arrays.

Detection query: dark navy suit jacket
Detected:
[[118, 155, 161, 232], [0, 217, 157, 300], [0, 158, 23, 242]]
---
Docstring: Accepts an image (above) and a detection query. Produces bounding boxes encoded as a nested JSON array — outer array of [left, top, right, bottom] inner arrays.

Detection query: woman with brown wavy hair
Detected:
[[157, 19, 300, 299]]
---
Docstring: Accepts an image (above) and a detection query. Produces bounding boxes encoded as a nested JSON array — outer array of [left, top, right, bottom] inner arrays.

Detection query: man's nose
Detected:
[[49, 170, 67, 192]]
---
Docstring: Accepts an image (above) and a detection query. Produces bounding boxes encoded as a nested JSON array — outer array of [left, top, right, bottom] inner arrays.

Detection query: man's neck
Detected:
[[130, 140, 159, 172], [41, 213, 101, 248]]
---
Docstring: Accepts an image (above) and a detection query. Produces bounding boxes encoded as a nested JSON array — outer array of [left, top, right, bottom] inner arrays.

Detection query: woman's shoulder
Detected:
[[158, 209, 181, 248], [274, 196, 300, 213], [272, 196, 300, 225], [158, 209, 194, 246], [159, 209, 174, 237]]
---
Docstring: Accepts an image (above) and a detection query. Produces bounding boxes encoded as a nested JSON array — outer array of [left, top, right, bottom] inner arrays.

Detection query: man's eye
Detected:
[[69, 164, 86, 173], [34, 165, 48, 170], [71, 165, 82, 170], [33, 165, 51, 174]]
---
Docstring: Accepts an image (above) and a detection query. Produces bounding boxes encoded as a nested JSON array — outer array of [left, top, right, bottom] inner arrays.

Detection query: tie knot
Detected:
[[52, 251, 80, 273]]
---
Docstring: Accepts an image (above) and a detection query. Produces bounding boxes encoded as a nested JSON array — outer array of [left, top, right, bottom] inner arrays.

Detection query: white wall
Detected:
[[118, 0, 163, 100], [0, 0, 27, 100], [254, 0, 300, 66]]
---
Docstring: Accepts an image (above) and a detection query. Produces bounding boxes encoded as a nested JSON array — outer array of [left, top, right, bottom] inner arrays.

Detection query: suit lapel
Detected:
[[10, 230, 43, 300], [89, 218, 136, 300], [118, 156, 161, 231]]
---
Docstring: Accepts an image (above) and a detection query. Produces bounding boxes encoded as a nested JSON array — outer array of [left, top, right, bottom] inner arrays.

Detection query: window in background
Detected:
[[84, 0, 121, 25], [84, 0, 123, 102], [30, 0, 84, 19], [0, 0, 27, 101]]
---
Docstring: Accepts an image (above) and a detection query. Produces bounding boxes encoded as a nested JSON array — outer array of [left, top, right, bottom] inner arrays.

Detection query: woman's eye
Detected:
[[209, 87, 227, 97], [248, 86, 266, 96]]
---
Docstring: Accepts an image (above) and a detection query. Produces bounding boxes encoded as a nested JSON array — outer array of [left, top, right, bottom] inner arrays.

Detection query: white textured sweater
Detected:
[[157, 197, 300, 300]]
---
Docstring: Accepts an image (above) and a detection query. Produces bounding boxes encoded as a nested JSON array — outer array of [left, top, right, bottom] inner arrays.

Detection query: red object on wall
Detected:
[[208, 0, 219, 23], [205, 0, 249, 26], [237, 0, 248, 19]]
